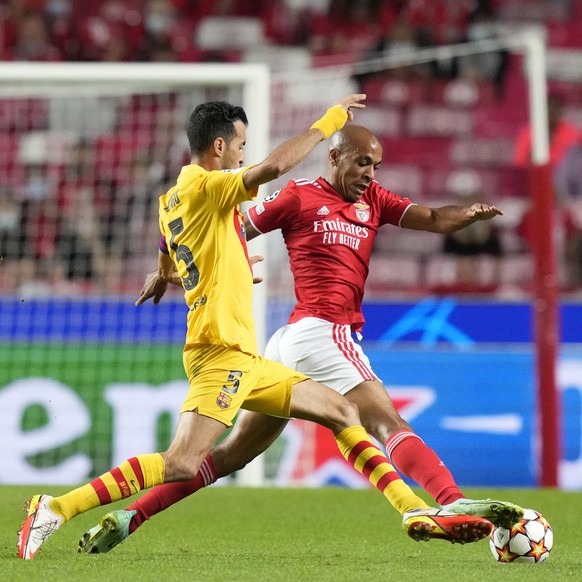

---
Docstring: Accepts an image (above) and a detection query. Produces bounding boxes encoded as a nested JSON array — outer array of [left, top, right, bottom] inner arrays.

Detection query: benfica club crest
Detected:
[[353, 202, 370, 222]]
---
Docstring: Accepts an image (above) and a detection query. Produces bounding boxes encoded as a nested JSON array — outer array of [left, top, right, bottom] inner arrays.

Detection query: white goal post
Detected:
[[0, 61, 271, 350], [0, 62, 270, 485]]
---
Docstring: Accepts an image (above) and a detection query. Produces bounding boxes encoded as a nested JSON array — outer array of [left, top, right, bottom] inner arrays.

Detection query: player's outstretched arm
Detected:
[[400, 202, 503, 234], [136, 252, 264, 305], [135, 252, 181, 306], [242, 94, 366, 192]]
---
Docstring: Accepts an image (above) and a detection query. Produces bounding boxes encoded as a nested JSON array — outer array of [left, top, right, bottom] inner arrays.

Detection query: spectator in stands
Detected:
[[136, 37, 179, 62], [53, 183, 109, 290], [0, 188, 20, 259], [44, 0, 76, 60], [1, 178, 62, 297], [513, 93, 582, 170], [554, 141, 582, 287], [0, 188, 24, 293], [457, 3, 507, 89], [555, 140, 582, 202], [77, 1, 141, 61], [49, 141, 113, 291], [22, 163, 54, 203], [134, 0, 197, 62], [353, 17, 431, 85], [111, 152, 165, 283], [513, 93, 582, 290], [5, 10, 62, 61], [0, 2, 17, 60], [209, 0, 267, 17], [401, 0, 472, 46], [145, 107, 188, 182], [309, 0, 383, 61], [59, 139, 99, 205], [517, 196, 580, 290], [442, 191, 503, 290]]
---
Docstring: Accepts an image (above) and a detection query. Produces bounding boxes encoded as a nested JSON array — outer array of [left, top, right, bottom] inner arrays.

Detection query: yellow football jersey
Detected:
[[159, 164, 258, 355]]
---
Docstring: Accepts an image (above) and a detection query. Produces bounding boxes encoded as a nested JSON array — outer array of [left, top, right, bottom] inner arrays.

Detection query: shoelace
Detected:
[[31, 517, 60, 541]]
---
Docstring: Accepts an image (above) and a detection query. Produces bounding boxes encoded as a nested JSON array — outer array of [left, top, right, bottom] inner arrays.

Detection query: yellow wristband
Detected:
[[310, 105, 349, 140]]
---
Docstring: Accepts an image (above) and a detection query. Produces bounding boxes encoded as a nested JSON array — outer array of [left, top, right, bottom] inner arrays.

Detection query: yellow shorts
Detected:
[[181, 344, 308, 427]]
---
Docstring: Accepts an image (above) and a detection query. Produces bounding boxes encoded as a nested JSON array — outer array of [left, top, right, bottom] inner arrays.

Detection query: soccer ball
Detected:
[[489, 508, 553, 563]]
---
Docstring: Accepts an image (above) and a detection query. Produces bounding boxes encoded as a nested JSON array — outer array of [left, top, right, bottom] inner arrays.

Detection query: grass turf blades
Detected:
[[3, 486, 580, 581]]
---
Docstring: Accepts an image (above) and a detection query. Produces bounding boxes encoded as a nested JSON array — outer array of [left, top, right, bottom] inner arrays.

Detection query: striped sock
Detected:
[[335, 426, 430, 515], [386, 430, 464, 506], [50, 453, 165, 522], [127, 455, 217, 533]]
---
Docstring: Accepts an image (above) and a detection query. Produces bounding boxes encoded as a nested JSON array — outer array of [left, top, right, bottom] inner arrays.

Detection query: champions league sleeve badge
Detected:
[[263, 189, 281, 203]]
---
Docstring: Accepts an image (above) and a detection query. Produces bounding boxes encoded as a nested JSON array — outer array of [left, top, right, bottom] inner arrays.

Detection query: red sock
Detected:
[[385, 430, 464, 506], [127, 454, 217, 533]]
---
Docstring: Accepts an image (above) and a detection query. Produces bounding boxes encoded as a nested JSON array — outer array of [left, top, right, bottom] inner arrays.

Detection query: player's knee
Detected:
[[365, 416, 411, 443], [380, 413, 410, 434], [212, 444, 248, 474], [392, 416, 412, 433], [337, 399, 361, 427], [162, 451, 201, 482]]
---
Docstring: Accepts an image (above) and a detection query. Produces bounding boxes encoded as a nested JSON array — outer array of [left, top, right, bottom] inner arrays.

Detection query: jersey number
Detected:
[[168, 217, 199, 290], [222, 371, 243, 394]]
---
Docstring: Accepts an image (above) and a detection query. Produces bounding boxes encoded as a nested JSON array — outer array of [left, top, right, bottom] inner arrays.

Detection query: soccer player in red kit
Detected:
[[80, 124, 524, 553]]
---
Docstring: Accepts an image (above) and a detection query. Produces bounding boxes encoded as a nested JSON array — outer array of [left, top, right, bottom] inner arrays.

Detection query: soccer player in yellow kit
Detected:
[[18, 96, 493, 560]]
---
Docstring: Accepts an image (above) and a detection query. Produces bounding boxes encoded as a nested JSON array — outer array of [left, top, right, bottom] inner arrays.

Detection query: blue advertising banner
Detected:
[[366, 347, 536, 487], [1, 297, 580, 488], [362, 298, 582, 345], [362, 347, 582, 490], [2, 297, 582, 345], [0, 298, 187, 343], [263, 347, 581, 490]]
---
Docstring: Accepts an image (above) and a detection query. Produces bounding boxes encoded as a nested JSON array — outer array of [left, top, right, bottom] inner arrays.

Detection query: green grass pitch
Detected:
[[1, 486, 580, 581]]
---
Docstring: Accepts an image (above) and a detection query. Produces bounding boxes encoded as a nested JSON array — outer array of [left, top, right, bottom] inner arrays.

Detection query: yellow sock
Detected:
[[50, 453, 165, 522], [335, 426, 430, 515]]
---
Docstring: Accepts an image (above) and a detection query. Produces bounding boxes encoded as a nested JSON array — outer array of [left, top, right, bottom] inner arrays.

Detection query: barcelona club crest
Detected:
[[353, 202, 370, 222], [217, 392, 232, 409]]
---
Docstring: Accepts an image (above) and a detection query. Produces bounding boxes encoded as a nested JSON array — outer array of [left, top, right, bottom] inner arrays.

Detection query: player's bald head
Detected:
[[327, 125, 383, 202], [329, 125, 381, 157]]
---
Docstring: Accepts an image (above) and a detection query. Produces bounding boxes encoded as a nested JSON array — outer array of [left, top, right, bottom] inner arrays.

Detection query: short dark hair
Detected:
[[186, 101, 248, 156]]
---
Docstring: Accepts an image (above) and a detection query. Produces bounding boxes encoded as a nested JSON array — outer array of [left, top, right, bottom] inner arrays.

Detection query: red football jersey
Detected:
[[247, 177, 414, 331]]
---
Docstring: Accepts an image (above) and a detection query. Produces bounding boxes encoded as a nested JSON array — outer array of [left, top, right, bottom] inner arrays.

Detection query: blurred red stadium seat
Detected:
[[0, 99, 48, 131], [425, 168, 497, 198], [546, 21, 582, 49], [473, 104, 527, 138], [366, 255, 422, 294], [375, 164, 423, 197], [358, 78, 427, 106], [450, 138, 514, 166], [356, 106, 401, 137], [379, 136, 452, 166], [406, 105, 473, 136], [430, 79, 497, 108], [0, 133, 21, 187]]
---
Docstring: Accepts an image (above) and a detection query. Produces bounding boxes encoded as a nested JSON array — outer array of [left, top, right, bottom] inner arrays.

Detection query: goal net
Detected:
[[0, 63, 272, 485], [0, 30, 565, 487]]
